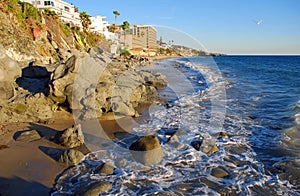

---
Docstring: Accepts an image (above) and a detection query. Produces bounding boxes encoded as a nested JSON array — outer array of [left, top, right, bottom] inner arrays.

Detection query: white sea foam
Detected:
[[52, 58, 299, 195]]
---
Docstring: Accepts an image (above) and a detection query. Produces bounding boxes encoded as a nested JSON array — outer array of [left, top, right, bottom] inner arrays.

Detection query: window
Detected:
[[64, 6, 70, 12], [44, 1, 50, 5], [44, 1, 54, 6]]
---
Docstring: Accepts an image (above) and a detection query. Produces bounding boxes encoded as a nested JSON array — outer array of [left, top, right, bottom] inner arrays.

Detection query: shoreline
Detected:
[[0, 56, 169, 195], [0, 116, 139, 195]]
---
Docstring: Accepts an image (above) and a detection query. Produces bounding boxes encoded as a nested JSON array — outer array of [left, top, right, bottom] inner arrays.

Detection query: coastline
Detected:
[[0, 56, 169, 195]]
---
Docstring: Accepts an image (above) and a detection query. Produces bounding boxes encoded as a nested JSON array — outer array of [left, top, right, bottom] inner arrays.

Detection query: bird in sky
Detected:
[[255, 19, 263, 25]]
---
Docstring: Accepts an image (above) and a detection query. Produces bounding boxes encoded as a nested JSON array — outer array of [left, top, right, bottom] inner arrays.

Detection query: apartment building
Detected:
[[21, 0, 81, 27], [132, 25, 157, 50]]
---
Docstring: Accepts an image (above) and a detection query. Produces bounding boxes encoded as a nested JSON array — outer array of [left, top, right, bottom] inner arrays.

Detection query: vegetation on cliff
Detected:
[[0, 0, 107, 63]]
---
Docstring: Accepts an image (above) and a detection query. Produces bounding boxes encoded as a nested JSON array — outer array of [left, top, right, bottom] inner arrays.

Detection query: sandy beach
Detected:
[[0, 116, 136, 195]]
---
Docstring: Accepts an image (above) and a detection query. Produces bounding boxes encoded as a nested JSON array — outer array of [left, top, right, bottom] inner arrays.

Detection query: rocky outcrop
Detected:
[[0, 44, 166, 123], [129, 135, 164, 166], [0, 44, 21, 101], [55, 124, 84, 148]]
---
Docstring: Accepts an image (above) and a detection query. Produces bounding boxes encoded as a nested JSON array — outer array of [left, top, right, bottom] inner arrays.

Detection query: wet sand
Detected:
[[0, 117, 136, 195]]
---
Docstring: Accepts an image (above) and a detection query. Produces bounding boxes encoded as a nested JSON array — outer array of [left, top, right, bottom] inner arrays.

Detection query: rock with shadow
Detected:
[[39, 146, 84, 166], [14, 129, 41, 142], [54, 124, 85, 148], [129, 135, 164, 166]]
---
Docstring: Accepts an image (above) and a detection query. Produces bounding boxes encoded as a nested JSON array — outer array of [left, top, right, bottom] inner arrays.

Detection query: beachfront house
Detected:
[[20, 0, 82, 27]]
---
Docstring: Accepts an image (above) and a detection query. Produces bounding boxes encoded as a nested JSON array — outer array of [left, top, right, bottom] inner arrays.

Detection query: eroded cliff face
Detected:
[[0, 1, 167, 123], [0, 0, 108, 64]]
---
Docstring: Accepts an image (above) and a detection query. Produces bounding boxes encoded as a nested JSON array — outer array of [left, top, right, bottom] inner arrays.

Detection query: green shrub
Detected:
[[22, 2, 41, 23], [59, 22, 72, 37], [120, 49, 131, 57], [43, 8, 58, 19]]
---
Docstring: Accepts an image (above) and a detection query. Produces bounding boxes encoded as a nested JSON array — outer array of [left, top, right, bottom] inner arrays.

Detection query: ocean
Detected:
[[52, 56, 300, 195]]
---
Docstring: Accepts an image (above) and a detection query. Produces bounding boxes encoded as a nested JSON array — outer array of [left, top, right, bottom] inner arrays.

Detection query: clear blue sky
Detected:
[[68, 0, 300, 54]]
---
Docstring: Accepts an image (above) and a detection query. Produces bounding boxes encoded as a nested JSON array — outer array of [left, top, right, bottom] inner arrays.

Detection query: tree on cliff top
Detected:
[[79, 11, 91, 31], [113, 10, 120, 25], [121, 21, 130, 34]]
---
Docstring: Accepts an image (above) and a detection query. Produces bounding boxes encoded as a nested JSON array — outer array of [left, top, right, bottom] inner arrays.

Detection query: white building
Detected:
[[90, 16, 118, 42], [21, 0, 82, 27]]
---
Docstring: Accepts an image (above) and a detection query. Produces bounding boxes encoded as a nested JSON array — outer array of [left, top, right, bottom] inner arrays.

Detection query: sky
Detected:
[[67, 0, 300, 55]]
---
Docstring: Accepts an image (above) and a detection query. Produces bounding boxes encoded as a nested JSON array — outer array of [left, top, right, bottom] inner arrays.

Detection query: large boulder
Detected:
[[58, 149, 84, 166], [129, 135, 164, 166], [94, 163, 115, 175], [0, 44, 21, 101], [41, 147, 84, 166], [56, 124, 85, 148]]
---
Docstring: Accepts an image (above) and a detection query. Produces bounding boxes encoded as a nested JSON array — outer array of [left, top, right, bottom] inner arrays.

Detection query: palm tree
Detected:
[[113, 10, 120, 25], [121, 21, 130, 33], [79, 11, 91, 31], [121, 21, 130, 47]]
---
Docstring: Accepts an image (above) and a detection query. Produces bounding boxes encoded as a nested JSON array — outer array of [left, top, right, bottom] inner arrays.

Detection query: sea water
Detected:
[[52, 56, 300, 195]]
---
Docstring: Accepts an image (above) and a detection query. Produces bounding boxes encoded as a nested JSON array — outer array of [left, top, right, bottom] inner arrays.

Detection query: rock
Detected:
[[112, 99, 137, 117], [0, 44, 21, 101], [0, 44, 21, 82], [191, 138, 218, 154], [15, 130, 41, 142], [217, 131, 229, 139], [0, 81, 14, 100], [41, 147, 84, 166], [168, 134, 179, 143], [211, 167, 229, 178], [52, 55, 76, 80], [56, 124, 84, 148], [191, 139, 203, 151], [94, 163, 115, 175], [201, 139, 218, 154], [208, 144, 219, 154], [129, 135, 164, 166], [58, 149, 84, 166], [76, 181, 112, 196]]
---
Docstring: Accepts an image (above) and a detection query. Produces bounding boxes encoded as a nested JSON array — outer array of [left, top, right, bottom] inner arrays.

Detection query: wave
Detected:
[[51, 58, 299, 195]]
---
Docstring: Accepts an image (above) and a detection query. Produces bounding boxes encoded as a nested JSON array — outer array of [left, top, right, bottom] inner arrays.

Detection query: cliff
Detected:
[[0, 0, 167, 123]]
